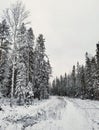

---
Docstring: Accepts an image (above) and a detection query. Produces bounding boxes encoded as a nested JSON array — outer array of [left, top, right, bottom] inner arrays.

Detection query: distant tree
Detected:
[[71, 65, 76, 97], [63, 73, 67, 96], [85, 52, 93, 99], [66, 73, 71, 96], [80, 65, 86, 98], [55, 77, 61, 96], [76, 62, 81, 97], [51, 79, 57, 95]]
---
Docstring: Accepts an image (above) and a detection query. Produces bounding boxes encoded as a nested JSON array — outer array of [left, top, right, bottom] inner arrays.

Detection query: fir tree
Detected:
[[15, 62, 27, 105], [26, 28, 35, 84], [80, 65, 86, 98], [15, 24, 27, 104], [0, 20, 11, 97], [85, 52, 93, 99], [71, 65, 76, 97], [34, 34, 51, 99], [93, 44, 99, 99]]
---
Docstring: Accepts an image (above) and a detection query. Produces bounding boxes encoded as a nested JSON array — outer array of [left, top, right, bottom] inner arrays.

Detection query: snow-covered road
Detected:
[[0, 97, 99, 130], [61, 99, 91, 130], [29, 97, 91, 130]]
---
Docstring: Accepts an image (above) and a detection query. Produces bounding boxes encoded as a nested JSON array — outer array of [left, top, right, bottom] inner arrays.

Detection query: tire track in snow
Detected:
[[69, 98, 99, 130], [26, 97, 91, 130], [24, 97, 66, 130], [1, 97, 95, 130], [61, 98, 91, 130]]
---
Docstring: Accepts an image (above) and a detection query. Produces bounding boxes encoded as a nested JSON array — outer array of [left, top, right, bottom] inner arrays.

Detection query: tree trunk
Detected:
[[10, 61, 15, 107]]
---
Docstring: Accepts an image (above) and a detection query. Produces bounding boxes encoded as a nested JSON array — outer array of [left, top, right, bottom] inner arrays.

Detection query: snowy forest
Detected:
[[51, 44, 99, 100], [0, 1, 52, 106], [0, 1, 99, 130], [0, 1, 99, 107]]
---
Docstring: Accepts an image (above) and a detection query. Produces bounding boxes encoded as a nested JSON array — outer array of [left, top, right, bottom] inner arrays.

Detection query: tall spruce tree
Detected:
[[34, 34, 51, 99], [93, 44, 99, 99], [80, 65, 86, 98], [76, 62, 81, 97], [15, 23, 27, 104], [26, 28, 35, 84], [71, 65, 76, 97], [85, 52, 93, 99], [15, 62, 27, 105], [0, 20, 11, 97]]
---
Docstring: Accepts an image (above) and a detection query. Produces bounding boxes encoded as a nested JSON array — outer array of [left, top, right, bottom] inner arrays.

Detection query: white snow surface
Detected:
[[0, 96, 99, 130]]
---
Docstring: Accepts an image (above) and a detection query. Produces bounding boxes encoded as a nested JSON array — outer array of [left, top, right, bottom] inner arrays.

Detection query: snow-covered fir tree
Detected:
[[0, 1, 52, 105], [75, 62, 81, 97], [71, 65, 76, 96], [0, 20, 12, 97], [80, 65, 86, 98], [25, 82, 34, 105], [85, 52, 93, 99], [93, 44, 99, 99], [15, 62, 27, 105], [34, 34, 51, 99], [15, 24, 32, 104], [26, 28, 35, 84], [15, 24, 26, 103]]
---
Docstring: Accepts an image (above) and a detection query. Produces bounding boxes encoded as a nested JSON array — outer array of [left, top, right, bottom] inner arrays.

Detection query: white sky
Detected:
[[0, 0, 99, 78]]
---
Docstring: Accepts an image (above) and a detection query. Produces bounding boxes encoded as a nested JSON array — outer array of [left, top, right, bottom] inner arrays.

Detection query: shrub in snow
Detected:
[[25, 82, 34, 105]]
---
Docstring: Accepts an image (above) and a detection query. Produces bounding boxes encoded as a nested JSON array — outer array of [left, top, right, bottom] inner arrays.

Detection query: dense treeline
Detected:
[[51, 44, 99, 100], [0, 1, 51, 105]]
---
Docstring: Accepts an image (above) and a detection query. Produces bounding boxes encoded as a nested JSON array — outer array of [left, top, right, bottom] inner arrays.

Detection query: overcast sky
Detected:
[[0, 0, 99, 78]]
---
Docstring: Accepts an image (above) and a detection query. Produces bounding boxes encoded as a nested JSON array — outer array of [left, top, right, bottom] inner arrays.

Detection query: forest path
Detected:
[[60, 98, 91, 130], [25, 97, 91, 130], [0, 96, 99, 130]]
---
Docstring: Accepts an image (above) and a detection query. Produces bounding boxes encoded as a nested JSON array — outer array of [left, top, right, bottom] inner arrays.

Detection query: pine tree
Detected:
[[51, 79, 56, 95], [66, 75, 72, 97], [80, 65, 86, 98], [93, 44, 99, 99], [34, 34, 51, 99], [71, 65, 76, 97], [0, 20, 11, 97], [15, 24, 27, 104], [15, 62, 27, 105], [26, 28, 35, 84], [63, 73, 67, 96], [55, 77, 61, 96], [15, 24, 35, 104], [76, 62, 81, 97], [85, 52, 93, 99]]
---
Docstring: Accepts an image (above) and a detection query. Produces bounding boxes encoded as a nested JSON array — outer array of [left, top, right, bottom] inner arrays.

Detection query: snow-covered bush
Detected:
[[25, 82, 34, 105]]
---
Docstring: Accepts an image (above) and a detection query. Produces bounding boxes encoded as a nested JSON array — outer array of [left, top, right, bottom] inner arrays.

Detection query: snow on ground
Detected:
[[69, 98, 99, 130], [0, 96, 99, 130]]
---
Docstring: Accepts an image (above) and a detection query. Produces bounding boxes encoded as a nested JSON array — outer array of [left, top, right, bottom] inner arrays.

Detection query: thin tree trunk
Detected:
[[10, 57, 15, 107], [10, 32, 16, 107], [10, 65, 14, 106]]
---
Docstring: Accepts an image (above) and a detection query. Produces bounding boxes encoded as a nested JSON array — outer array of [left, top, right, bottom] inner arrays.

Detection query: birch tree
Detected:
[[3, 1, 29, 106]]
